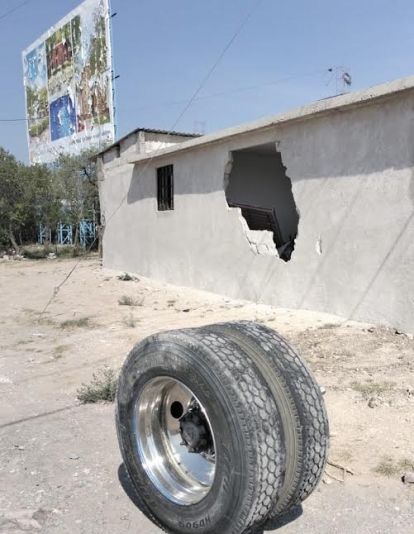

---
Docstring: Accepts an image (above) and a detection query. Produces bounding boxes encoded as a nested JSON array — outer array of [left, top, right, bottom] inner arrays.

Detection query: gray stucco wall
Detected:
[[98, 90, 414, 333]]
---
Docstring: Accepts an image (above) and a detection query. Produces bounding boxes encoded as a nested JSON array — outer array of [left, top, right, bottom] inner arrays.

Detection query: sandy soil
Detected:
[[0, 256, 413, 533]]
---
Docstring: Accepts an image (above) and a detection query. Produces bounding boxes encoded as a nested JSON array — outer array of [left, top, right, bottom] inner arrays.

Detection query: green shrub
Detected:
[[77, 367, 118, 403]]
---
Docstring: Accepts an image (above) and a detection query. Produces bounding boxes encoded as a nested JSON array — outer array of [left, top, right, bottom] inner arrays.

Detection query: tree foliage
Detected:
[[0, 147, 99, 250], [53, 148, 99, 246], [0, 148, 22, 247]]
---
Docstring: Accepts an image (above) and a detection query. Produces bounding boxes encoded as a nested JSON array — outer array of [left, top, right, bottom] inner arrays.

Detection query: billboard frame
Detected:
[[22, 0, 115, 164]]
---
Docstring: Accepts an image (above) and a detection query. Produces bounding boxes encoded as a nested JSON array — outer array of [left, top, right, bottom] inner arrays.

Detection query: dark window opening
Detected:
[[157, 164, 174, 211], [225, 143, 299, 261]]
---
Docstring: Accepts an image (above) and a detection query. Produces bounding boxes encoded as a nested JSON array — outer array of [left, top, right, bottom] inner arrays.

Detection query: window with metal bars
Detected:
[[157, 164, 174, 211]]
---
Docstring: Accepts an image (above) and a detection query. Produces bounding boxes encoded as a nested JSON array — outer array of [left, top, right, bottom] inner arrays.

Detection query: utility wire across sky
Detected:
[[0, 0, 34, 22], [39, 0, 266, 315], [0, 68, 333, 123]]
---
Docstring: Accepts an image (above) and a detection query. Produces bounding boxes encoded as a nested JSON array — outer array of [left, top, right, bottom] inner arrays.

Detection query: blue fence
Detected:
[[57, 223, 73, 245], [79, 220, 96, 248], [37, 224, 51, 244], [37, 220, 96, 247]]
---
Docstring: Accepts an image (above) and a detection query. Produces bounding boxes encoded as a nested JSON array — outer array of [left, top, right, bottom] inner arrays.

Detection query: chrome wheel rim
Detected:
[[134, 377, 216, 505]]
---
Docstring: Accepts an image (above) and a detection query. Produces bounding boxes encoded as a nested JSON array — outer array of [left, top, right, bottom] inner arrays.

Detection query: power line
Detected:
[[1, 68, 331, 123], [0, 116, 46, 122], [0, 118, 31, 122], [10, 0, 266, 125], [0, 0, 34, 22], [40, 0, 264, 315], [168, 0, 264, 132], [120, 68, 330, 113]]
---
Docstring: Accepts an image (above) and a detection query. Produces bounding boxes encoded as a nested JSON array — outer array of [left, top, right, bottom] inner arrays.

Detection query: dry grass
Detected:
[[22, 244, 85, 259], [117, 272, 138, 281], [373, 457, 414, 477], [77, 367, 118, 403], [22, 310, 56, 327], [350, 380, 396, 399], [53, 344, 70, 359], [60, 317, 92, 329], [118, 295, 144, 307], [318, 323, 340, 330], [123, 313, 139, 328]]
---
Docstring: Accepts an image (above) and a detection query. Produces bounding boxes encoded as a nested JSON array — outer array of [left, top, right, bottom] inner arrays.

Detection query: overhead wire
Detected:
[[0, 68, 332, 123], [39, 0, 265, 315], [118, 68, 330, 113], [1, 116, 48, 122], [166, 0, 264, 132], [0, 0, 34, 22]]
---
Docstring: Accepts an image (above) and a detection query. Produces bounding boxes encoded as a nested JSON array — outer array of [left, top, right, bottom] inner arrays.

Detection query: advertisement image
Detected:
[[50, 94, 77, 141]]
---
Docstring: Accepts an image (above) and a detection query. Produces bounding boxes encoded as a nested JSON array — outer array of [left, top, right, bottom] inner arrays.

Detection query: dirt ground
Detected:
[[0, 256, 413, 533]]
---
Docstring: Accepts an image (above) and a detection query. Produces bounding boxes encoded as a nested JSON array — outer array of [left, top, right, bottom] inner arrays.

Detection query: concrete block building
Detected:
[[97, 77, 414, 333]]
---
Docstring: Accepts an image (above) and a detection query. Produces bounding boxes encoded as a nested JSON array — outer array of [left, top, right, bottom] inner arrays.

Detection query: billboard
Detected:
[[22, 0, 115, 164]]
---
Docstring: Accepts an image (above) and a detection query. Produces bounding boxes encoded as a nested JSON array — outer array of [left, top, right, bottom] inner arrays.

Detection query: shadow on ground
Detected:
[[118, 463, 303, 533]]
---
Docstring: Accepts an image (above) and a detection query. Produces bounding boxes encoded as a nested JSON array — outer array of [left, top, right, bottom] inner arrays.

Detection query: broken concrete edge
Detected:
[[224, 142, 299, 259], [123, 75, 414, 165], [223, 151, 279, 257]]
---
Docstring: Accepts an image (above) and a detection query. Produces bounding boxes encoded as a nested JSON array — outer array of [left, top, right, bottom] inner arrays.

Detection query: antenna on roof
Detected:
[[334, 66, 352, 95], [326, 66, 353, 95]]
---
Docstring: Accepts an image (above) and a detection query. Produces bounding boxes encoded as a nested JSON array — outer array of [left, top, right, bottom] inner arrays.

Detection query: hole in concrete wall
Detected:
[[225, 143, 299, 261]]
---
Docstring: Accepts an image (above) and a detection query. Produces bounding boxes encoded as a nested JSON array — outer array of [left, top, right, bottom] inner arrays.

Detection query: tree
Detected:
[[23, 163, 61, 242], [0, 148, 25, 249], [0, 148, 63, 249], [53, 149, 99, 248], [0, 146, 101, 251]]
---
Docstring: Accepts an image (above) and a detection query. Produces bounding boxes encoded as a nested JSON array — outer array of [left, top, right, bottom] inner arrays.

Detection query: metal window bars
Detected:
[[157, 165, 174, 211]]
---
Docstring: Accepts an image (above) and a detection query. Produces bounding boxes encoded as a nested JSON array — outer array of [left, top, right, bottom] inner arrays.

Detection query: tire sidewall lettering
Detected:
[[178, 516, 211, 529]]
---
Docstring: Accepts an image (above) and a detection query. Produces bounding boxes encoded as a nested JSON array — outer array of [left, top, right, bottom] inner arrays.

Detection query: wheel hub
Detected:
[[134, 377, 216, 505], [179, 405, 214, 454]]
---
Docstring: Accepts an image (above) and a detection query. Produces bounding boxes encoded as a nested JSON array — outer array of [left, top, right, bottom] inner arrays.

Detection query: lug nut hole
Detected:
[[170, 401, 184, 419]]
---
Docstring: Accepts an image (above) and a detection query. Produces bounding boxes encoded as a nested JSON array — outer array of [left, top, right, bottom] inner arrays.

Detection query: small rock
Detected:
[[182, 308, 190, 313], [368, 397, 380, 408], [69, 453, 79, 460], [402, 472, 414, 484]]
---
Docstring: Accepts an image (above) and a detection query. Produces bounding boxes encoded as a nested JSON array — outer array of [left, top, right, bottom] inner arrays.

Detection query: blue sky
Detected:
[[1, 0, 414, 162]]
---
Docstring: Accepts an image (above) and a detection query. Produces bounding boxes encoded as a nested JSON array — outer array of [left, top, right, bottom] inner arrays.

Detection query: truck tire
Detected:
[[116, 327, 286, 534], [204, 321, 329, 521]]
